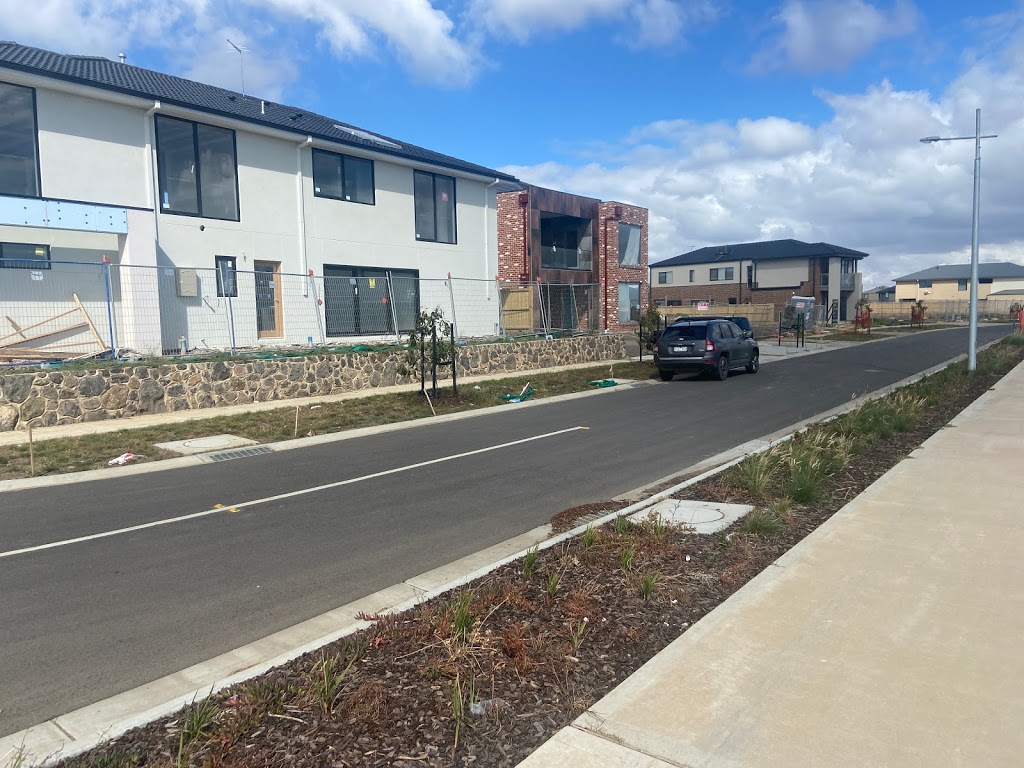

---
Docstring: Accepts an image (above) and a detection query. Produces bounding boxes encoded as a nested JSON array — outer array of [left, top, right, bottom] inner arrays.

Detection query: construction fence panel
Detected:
[[0, 258, 117, 362], [447, 278, 501, 338], [498, 282, 600, 335], [869, 299, 1020, 323]]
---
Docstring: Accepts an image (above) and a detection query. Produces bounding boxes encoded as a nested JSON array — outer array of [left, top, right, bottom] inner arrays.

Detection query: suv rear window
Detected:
[[662, 325, 707, 341]]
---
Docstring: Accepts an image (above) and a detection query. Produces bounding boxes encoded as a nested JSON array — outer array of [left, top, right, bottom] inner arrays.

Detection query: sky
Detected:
[[0, 0, 1021, 286]]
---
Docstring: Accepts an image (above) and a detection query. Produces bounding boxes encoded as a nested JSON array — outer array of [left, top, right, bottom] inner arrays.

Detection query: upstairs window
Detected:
[[958, 279, 968, 291], [312, 149, 374, 204], [413, 170, 456, 244], [657, 271, 671, 284], [689, 269, 695, 283], [710, 267, 734, 281], [156, 115, 238, 221], [918, 279, 933, 288], [618, 222, 641, 266], [0, 82, 40, 198]]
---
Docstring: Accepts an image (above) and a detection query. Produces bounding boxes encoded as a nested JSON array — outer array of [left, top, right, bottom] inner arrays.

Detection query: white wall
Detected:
[[35, 89, 149, 208], [654, 261, 741, 287], [992, 278, 1024, 292], [755, 258, 807, 288]]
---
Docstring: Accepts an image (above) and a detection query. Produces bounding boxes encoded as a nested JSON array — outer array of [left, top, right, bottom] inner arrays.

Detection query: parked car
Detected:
[[654, 319, 759, 381]]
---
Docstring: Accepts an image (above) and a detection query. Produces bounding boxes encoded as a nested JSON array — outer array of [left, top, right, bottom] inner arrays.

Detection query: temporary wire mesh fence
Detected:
[[0, 258, 606, 363]]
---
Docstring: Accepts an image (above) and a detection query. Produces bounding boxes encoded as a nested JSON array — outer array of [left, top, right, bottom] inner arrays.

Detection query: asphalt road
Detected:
[[0, 325, 1011, 736]]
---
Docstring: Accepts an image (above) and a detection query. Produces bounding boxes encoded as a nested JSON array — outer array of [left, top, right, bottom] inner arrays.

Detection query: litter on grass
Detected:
[[588, 379, 618, 388], [500, 382, 535, 404], [108, 452, 138, 466]]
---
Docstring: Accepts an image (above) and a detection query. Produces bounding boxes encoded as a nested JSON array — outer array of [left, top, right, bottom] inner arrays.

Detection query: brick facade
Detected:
[[599, 202, 649, 331], [497, 188, 649, 331]]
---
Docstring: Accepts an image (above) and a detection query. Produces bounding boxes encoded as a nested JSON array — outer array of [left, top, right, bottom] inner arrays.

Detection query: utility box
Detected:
[[176, 268, 199, 298], [789, 295, 816, 325]]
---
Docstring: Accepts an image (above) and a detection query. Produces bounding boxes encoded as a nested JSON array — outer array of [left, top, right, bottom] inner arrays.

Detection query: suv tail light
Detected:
[[705, 341, 716, 352]]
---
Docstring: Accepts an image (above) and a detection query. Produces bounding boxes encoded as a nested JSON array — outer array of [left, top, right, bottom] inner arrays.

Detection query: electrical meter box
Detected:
[[176, 268, 199, 298]]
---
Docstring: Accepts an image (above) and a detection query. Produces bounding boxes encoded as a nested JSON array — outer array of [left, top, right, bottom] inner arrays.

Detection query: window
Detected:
[[618, 282, 640, 323], [215, 255, 237, 297], [413, 170, 456, 244], [323, 266, 420, 336], [540, 212, 593, 270], [689, 269, 695, 283], [0, 242, 49, 269], [710, 267, 734, 281], [958, 279, 968, 291], [980, 278, 993, 285], [312, 149, 374, 204], [618, 222, 641, 266], [0, 82, 40, 197], [662, 325, 707, 341], [918, 279, 933, 288], [156, 115, 238, 220], [747, 264, 754, 289], [728, 297, 738, 305], [657, 271, 671, 284]]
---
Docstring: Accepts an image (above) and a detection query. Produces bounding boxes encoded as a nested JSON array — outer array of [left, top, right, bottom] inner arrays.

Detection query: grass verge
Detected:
[[0, 362, 656, 480]]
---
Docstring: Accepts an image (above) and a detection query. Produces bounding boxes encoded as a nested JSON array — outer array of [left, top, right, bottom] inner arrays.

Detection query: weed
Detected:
[[764, 496, 795, 525], [783, 446, 829, 504], [450, 673, 465, 752], [545, 572, 560, 599], [731, 449, 778, 497], [640, 573, 659, 600], [582, 525, 596, 550], [182, 695, 219, 745], [523, 546, 539, 578], [619, 546, 636, 572], [7, 747, 28, 768], [648, 514, 667, 541], [310, 650, 356, 714], [568, 617, 589, 652], [613, 514, 631, 535], [739, 508, 786, 537], [452, 591, 475, 642], [84, 754, 140, 768]]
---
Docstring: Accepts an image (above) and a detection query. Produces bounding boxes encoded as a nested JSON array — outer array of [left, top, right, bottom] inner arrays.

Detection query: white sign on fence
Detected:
[[697, 301, 710, 312]]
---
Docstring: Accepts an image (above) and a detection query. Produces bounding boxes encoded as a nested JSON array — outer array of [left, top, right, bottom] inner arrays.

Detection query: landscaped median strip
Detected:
[[5, 336, 1021, 768]]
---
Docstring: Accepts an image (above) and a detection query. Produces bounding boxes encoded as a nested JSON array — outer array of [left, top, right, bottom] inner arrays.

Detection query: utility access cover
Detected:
[[154, 434, 259, 456], [631, 499, 754, 535]]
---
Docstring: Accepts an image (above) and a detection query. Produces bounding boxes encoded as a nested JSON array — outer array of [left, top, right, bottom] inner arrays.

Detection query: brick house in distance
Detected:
[[650, 239, 867, 321], [496, 185, 648, 331]]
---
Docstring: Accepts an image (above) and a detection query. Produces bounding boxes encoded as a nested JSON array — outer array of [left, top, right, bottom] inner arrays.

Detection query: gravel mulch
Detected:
[[55, 342, 1024, 768]]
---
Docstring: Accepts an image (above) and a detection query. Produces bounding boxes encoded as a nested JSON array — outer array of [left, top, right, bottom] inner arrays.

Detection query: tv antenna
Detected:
[[227, 39, 251, 96]]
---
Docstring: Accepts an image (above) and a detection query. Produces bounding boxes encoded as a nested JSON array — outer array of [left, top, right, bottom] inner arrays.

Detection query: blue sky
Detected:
[[1, 0, 1021, 283]]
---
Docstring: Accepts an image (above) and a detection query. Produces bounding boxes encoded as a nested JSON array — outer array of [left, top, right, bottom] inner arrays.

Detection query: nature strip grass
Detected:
[[0, 362, 656, 480], [42, 335, 1024, 768]]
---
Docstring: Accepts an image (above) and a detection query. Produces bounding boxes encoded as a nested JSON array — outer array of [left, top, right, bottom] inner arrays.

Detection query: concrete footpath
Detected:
[[521, 360, 1024, 768]]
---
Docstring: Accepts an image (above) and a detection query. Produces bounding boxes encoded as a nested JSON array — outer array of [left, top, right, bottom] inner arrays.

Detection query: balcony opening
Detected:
[[540, 212, 593, 271]]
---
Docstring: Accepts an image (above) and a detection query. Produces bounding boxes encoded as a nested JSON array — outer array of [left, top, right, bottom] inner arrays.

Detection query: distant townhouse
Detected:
[[650, 239, 867, 321], [863, 285, 896, 303], [893, 263, 1024, 302], [0, 42, 522, 353]]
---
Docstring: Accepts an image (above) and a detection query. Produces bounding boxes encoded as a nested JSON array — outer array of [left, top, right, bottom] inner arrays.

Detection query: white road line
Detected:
[[0, 426, 588, 560]]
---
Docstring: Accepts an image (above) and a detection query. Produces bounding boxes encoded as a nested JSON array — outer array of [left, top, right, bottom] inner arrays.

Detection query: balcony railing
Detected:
[[0, 195, 128, 234]]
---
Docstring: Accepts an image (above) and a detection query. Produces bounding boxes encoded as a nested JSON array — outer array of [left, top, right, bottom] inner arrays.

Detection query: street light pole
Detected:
[[920, 110, 997, 372], [968, 109, 982, 371]]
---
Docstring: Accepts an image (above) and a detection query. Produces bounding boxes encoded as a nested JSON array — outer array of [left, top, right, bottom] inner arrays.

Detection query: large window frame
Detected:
[[657, 271, 671, 284], [618, 222, 642, 267], [0, 242, 50, 269], [413, 170, 457, 245], [618, 282, 641, 324], [710, 267, 734, 282], [322, 265, 421, 337], [0, 81, 41, 199], [312, 148, 375, 205], [155, 114, 240, 221]]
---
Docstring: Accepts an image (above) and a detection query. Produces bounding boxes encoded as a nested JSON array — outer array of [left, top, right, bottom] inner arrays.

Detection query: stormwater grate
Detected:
[[204, 446, 274, 462]]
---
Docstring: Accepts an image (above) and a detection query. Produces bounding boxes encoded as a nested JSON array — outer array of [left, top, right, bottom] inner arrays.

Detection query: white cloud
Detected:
[[751, 0, 919, 74], [503, 20, 1024, 287], [471, 0, 718, 47], [0, 0, 476, 92]]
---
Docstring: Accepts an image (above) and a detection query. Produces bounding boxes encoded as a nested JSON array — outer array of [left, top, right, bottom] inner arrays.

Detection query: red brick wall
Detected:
[[599, 202, 649, 331], [497, 191, 528, 282]]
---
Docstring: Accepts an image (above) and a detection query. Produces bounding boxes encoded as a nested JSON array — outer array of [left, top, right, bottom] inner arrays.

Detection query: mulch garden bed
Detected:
[[55, 340, 1024, 768]]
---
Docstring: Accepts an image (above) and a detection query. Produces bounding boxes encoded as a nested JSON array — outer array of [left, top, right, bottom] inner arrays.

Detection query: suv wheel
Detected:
[[714, 355, 729, 381], [745, 351, 759, 374], [658, 369, 673, 382]]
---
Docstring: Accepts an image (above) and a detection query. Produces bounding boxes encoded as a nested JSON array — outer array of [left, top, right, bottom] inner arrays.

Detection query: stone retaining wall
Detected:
[[0, 335, 627, 431]]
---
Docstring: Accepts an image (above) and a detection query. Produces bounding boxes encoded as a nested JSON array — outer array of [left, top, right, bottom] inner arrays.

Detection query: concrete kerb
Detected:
[[0, 343, 995, 768]]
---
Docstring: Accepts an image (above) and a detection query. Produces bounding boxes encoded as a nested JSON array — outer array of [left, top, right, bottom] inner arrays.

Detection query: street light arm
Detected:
[[920, 134, 998, 142]]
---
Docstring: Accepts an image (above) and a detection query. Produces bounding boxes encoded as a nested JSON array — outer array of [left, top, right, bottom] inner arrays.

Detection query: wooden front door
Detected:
[[254, 261, 283, 338]]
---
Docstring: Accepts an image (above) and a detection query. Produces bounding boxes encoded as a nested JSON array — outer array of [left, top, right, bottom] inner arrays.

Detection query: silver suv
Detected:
[[654, 319, 759, 381]]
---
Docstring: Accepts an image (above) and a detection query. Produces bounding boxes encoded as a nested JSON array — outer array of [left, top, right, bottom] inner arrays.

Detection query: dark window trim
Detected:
[[657, 270, 670, 284], [413, 169, 457, 245], [311, 148, 376, 205], [155, 114, 240, 222], [689, 269, 695, 283], [709, 267, 734, 282], [0, 80, 42, 199], [918, 279, 932, 288], [0, 242, 51, 269], [215, 255, 238, 297]]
